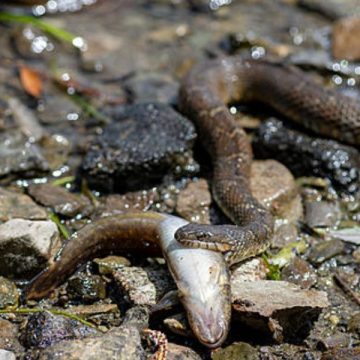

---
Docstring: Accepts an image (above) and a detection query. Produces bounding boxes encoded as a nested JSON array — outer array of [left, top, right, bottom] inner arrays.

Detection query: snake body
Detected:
[[176, 57, 360, 264]]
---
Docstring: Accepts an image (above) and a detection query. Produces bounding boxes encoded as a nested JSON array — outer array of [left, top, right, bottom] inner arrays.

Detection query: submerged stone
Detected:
[[81, 103, 197, 192]]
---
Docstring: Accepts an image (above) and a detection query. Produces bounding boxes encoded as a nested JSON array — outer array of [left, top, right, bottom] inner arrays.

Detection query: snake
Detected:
[[175, 56, 360, 265]]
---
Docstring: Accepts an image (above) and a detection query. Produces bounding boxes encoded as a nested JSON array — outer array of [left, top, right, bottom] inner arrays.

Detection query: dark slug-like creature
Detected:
[[175, 57, 360, 265]]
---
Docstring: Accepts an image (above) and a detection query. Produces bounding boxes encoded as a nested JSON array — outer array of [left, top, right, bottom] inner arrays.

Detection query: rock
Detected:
[[122, 305, 150, 330], [305, 201, 341, 228], [333, 16, 360, 61], [123, 72, 179, 105], [0, 277, 18, 309], [259, 344, 321, 360], [231, 280, 329, 343], [0, 219, 60, 278], [167, 343, 202, 360], [21, 311, 98, 349], [271, 221, 299, 248], [317, 332, 352, 351], [0, 318, 23, 353], [211, 342, 258, 360], [348, 312, 360, 334], [28, 183, 91, 217], [250, 160, 299, 219], [112, 265, 175, 306], [230, 258, 268, 283], [66, 274, 107, 303], [0, 130, 49, 177], [281, 257, 317, 289], [36, 325, 145, 360], [94, 256, 131, 275], [307, 239, 345, 265], [321, 346, 360, 360], [163, 313, 191, 338], [81, 103, 197, 192], [0, 188, 47, 222], [39, 134, 71, 171], [0, 350, 16, 360], [329, 227, 360, 245], [255, 118, 360, 194], [63, 303, 119, 318], [176, 179, 211, 224]]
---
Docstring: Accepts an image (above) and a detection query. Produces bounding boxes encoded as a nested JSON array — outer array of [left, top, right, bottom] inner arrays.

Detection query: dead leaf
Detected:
[[19, 65, 43, 98]]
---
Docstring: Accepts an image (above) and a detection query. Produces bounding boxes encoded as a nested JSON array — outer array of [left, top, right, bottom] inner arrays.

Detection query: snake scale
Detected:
[[175, 56, 360, 265]]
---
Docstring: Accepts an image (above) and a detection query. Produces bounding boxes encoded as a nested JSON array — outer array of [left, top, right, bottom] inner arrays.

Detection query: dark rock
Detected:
[[348, 312, 360, 334], [231, 280, 329, 343], [167, 343, 202, 360], [255, 118, 360, 194], [0, 130, 49, 177], [259, 344, 321, 360], [333, 15, 360, 61], [211, 342, 258, 360], [28, 183, 92, 218], [36, 326, 145, 360], [0, 318, 23, 353], [21, 311, 98, 349], [305, 201, 341, 228], [307, 239, 345, 265], [0, 277, 18, 309], [321, 346, 360, 360], [66, 274, 107, 303], [163, 313, 192, 338], [281, 257, 317, 289], [176, 179, 211, 224], [0, 188, 47, 222], [0, 219, 60, 278], [81, 103, 197, 192]]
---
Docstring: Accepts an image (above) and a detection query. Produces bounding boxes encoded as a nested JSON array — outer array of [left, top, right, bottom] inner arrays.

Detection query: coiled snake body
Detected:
[[175, 57, 360, 264]]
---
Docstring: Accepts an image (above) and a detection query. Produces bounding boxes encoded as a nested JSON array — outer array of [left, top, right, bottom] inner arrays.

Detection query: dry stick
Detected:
[[333, 272, 360, 306]]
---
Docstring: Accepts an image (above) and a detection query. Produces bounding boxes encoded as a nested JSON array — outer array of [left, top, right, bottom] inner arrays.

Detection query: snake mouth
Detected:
[[198, 326, 228, 349]]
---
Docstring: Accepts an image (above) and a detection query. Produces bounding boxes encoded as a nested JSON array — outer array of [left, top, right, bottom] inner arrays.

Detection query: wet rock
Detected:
[[298, 0, 360, 19], [348, 312, 360, 334], [124, 72, 179, 104], [0, 219, 60, 278], [94, 256, 131, 275], [250, 160, 299, 219], [211, 342, 258, 360], [163, 313, 191, 338], [317, 332, 352, 351], [122, 305, 150, 330], [66, 274, 107, 303], [39, 134, 71, 171], [0, 350, 16, 360], [0, 188, 47, 222], [255, 118, 360, 194], [0, 318, 23, 353], [231, 258, 269, 283], [333, 16, 360, 61], [21, 311, 98, 349], [271, 221, 299, 248], [305, 201, 341, 228], [36, 325, 144, 360], [231, 280, 329, 342], [281, 257, 317, 289], [167, 343, 202, 360], [321, 346, 360, 360], [307, 239, 345, 265], [0, 130, 49, 177], [81, 103, 197, 192], [0, 277, 18, 309], [112, 265, 175, 306], [176, 179, 211, 224], [28, 183, 92, 217], [329, 227, 360, 245]]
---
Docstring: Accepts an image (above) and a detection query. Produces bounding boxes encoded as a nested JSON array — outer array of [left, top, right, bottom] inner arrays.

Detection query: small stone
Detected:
[[317, 332, 352, 351], [333, 15, 360, 61], [231, 258, 268, 283], [37, 325, 144, 360], [0, 219, 60, 278], [22, 311, 98, 349], [0, 350, 16, 360], [93, 256, 131, 275], [250, 160, 299, 219], [305, 201, 340, 228], [163, 313, 191, 338], [176, 179, 211, 224], [0, 318, 23, 353], [0, 130, 48, 177], [321, 347, 360, 360], [81, 103, 197, 192], [66, 274, 107, 303], [167, 343, 202, 360], [231, 280, 329, 342], [307, 239, 345, 265], [272, 221, 299, 248], [348, 312, 360, 334], [28, 183, 91, 217], [0, 277, 18, 309], [112, 265, 175, 306], [211, 342, 258, 360], [0, 188, 47, 222], [281, 257, 317, 289]]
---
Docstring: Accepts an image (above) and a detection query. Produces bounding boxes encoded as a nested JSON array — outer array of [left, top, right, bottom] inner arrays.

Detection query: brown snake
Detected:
[[175, 56, 360, 265]]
